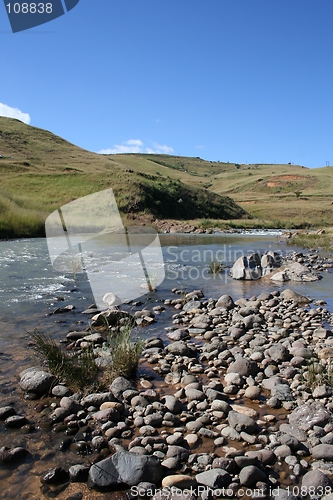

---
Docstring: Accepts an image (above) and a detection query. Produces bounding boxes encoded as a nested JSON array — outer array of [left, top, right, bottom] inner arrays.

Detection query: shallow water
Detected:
[[0, 233, 332, 499]]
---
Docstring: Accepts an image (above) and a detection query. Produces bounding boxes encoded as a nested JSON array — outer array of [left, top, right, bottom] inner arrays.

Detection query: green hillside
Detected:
[[0, 118, 249, 238], [1, 116, 333, 238]]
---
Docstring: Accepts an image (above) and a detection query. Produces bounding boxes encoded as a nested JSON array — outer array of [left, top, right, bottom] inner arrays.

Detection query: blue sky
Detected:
[[0, 0, 332, 168]]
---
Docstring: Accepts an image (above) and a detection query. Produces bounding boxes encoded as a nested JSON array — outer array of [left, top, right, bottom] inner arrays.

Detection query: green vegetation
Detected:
[[303, 356, 333, 389], [288, 228, 333, 251], [29, 329, 98, 391], [0, 117, 249, 238], [207, 260, 223, 274], [1, 116, 333, 237], [106, 322, 144, 381], [29, 317, 144, 389]]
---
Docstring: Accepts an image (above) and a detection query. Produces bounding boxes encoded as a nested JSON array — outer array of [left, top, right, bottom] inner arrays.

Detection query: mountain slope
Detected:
[[0, 118, 249, 238]]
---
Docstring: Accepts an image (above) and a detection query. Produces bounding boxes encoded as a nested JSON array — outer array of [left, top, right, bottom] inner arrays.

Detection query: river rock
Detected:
[[0, 406, 16, 420], [230, 254, 262, 280], [311, 444, 333, 460], [4, 415, 28, 428], [289, 403, 332, 431], [216, 295, 235, 310], [271, 384, 294, 402], [80, 392, 115, 408], [162, 475, 197, 489], [227, 357, 258, 377], [167, 329, 189, 341], [280, 289, 311, 304], [165, 341, 197, 357], [195, 469, 231, 488], [52, 385, 73, 397], [301, 470, 332, 492], [110, 377, 136, 400], [228, 411, 257, 434], [88, 450, 163, 488], [0, 446, 29, 465], [163, 395, 183, 414], [183, 301, 201, 312], [185, 387, 205, 402], [69, 464, 90, 482], [267, 344, 290, 362], [244, 386, 261, 399], [41, 466, 69, 485], [19, 369, 56, 395], [166, 445, 189, 462], [239, 465, 267, 486]]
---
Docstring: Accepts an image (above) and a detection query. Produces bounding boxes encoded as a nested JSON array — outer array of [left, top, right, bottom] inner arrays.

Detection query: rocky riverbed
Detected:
[[1, 253, 333, 500]]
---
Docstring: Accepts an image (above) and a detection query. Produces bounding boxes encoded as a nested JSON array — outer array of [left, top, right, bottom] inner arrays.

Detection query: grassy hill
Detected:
[[1, 117, 332, 238], [0, 118, 249, 238]]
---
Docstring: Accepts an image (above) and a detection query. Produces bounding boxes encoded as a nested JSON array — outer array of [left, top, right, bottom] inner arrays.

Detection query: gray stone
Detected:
[[230, 254, 261, 280], [60, 396, 82, 414], [289, 403, 332, 431], [301, 470, 332, 493], [271, 384, 294, 402], [81, 392, 115, 408], [279, 423, 307, 442], [185, 387, 205, 402], [163, 395, 183, 414], [273, 488, 300, 500], [195, 468, 231, 488], [227, 357, 258, 377], [183, 301, 201, 312], [312, 444, 333, 460], [228, 411, 257, 434], [167, 329, 189, 341], [51, 385, 72, 397], [273, 445, 292, 458], [280, 289, 311, 304], [144, 413, 163, 427], [216, 295, 235, 310], [166, 445, 189, 462], [0, 406, 16, 420], [92, 408, 119, 423], [88, 450, 163, 489], [267, 344, 289, 362], [239, 465, 266, 486], [69, 464, 90, 482], [165, 341, 197, 357], [110, 377, 136, 400], [210, 400, 230, 413], [19, 369, 56, 395]]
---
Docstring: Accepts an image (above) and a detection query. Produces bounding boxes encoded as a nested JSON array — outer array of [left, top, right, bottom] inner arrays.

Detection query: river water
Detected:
[[0, 233, 332, 499]]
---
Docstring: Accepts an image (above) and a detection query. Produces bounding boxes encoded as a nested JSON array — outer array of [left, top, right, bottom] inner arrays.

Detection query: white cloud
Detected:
[[0, 103, 31, 124], [98, 139, 174, 155]]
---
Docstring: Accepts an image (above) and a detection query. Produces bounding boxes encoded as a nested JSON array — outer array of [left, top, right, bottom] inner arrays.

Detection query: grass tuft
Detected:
[[106, 322, 144, 381], [28, 329, 98, 391]]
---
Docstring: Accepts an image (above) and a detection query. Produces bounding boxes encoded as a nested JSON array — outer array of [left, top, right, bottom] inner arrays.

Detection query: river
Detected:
[[0, 233, 332, 499]]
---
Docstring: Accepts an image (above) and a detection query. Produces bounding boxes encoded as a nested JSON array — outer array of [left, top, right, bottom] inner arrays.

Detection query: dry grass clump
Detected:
[[29, 329, 98, 390]]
